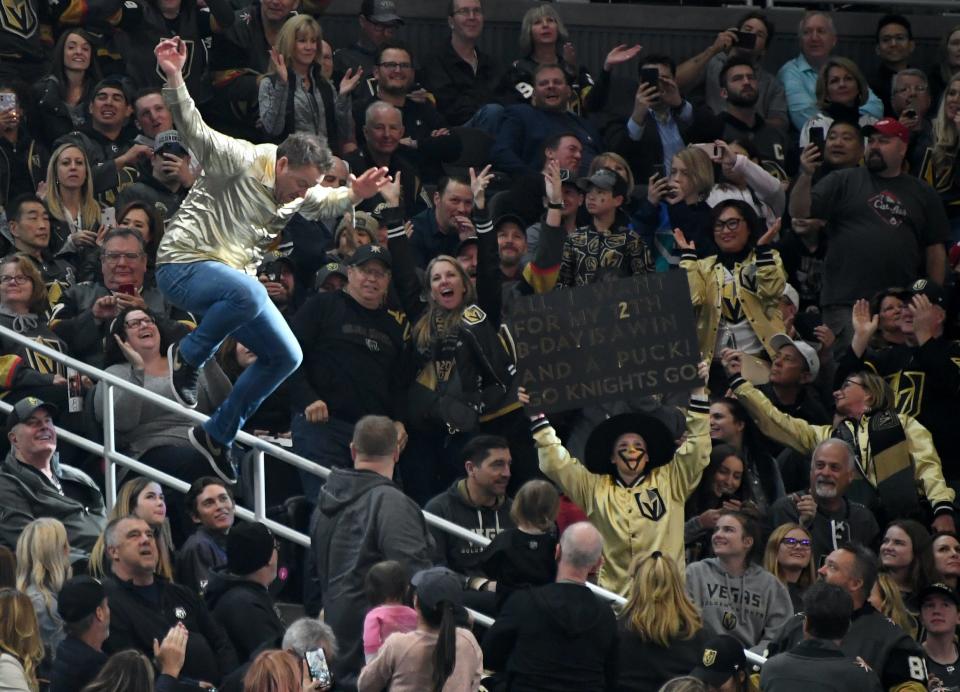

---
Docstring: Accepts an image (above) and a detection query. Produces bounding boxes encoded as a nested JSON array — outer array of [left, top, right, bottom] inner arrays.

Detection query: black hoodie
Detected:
[[482, 581, 618, 691], [204, 567, 285, 664], [311, 467, 433, 689]]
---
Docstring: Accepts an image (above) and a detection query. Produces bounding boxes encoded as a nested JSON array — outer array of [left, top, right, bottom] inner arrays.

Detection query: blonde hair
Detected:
[[271, 15, 324, 77], [621, 552, 703, 646], [932, 73, 960, 170], [854, 370, 894, 411], [0, 588, 44, 692], [15, 518, 71, 616], [873, 572, 918, 638], [45, 143, 101, 228], [763, 523, 816, 589], [412, 255, 478, 352], [590, 152, 635, 197], [518, 4, 569, 56], [0, 253, 49, 314], [675, 147, 715, 199], [815, 56, 869, 109], [243, 649, 304, 692], [89, 478, 174, 581]]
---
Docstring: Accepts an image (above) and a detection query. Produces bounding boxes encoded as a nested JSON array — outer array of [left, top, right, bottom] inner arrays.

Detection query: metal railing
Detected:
[[0, 323, 766, 664]]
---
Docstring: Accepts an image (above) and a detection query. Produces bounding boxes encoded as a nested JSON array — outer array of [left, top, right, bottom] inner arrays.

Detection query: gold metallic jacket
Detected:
[[534, 399, 711, 597], [731, 378, 955, 512], [157, 82, 353, 273], [680, 246, 785, 364]]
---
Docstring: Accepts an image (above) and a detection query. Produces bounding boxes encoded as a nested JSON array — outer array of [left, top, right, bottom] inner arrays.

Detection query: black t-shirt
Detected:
[[926, 650, 960, 691], [811, 167, 948, 306]]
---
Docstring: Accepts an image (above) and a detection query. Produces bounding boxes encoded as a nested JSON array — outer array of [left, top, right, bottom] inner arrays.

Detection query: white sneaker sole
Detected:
[[188, 426, 237, 485]]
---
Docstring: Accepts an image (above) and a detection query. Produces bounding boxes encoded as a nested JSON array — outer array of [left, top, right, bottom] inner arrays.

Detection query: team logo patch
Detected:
[[635, 488, 665, 521], [722, 611, 738, 631], [0, 0, 38, 39], [702, 649, 717, 667], [174, 606, 187, 620], [462, 305, 486, 325]]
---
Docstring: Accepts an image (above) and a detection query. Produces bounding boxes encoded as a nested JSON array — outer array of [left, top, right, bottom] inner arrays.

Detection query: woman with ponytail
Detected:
[[357, 567, 483, 692], [616, 551, 711, 691]]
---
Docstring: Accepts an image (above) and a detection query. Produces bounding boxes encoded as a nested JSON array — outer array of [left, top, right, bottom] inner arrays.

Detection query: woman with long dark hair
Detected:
[[32, 30, 102, 141], [676, 199, 786, 392], [685, 443, 754, 560], [709, 398, 783, 516], [357, 567, 483, 691]]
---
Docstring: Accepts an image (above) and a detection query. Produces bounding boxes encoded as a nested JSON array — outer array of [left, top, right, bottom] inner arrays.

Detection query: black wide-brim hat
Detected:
[[583, 411, 678, 475]]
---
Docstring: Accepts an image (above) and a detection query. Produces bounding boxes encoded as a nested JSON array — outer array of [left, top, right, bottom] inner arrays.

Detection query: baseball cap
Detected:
[[919, 582, 960, 607], [353, 211, 379, 237], [690, 634, 746, 686], [153, 130, 187, 156], [361, 0, 403, 24], [770, 333, 820, 380], [782, 283, 800, 310], [227, 522, 276, 576], [58, 576, 105, 622], [456, 235, 478, 256], [559, 168, 578, 189], [349, 243, 392, 269], [315, 261, 347, 290], [494, 213, 527, 235], [92, 77, 129, 102], [862, 118, 909, 144], [576, 168, 627, 198], [411, 566, 463, 610], [899, 278, 945, 307], [6, 396, 58, 433]]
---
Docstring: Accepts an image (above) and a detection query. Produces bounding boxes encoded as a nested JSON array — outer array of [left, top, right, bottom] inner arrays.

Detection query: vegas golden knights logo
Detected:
[[155, 38, 197, 81], [635, 488, 665, 521], [722, 611, 738, 630], [702, 649, 717, 667], [26, 337, 64, 376], [885, 370, 925, 419], [0, 0, 38, 39]]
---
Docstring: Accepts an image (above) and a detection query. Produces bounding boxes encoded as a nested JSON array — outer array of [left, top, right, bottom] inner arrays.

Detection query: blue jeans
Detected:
[[291, 413, 354, 503], [157, 261, 302, 445]]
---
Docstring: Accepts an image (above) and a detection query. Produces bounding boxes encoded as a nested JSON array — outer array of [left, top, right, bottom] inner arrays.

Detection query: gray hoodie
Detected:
[[685, 557, 793, 655]]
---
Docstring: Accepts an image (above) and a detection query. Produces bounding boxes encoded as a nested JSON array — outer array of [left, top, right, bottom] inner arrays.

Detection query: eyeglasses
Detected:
[[452, 7, 482, 16], [713, 217, 744, 232], [103, 251, 144, 263], [842, 378, 865, 390], [354, 265, 389, 280], [377, 61, 412, 70], [0, 274, 31, 285], [781, 537, 812, 548], [124, 316, 155, 329]]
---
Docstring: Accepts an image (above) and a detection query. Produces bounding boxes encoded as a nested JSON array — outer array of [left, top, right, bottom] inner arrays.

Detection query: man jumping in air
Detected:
[[153, 37, 390, 483]]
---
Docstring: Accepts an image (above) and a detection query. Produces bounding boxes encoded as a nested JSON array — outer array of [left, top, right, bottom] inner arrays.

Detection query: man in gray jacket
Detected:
[[310, 414, 433, 689], [0, 397, 106, 562]]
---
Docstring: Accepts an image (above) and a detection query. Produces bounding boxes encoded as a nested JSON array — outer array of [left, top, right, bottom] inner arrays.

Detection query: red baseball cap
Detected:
[[862, 118, 909, 144]]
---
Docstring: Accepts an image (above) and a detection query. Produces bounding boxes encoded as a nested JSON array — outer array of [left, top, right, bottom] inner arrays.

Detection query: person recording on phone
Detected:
[[770, 438, 879, 565], [607, 54, 721, 183], [51, 228, 194, 368], [790, 117, 948, 356], [675, 12, 789, 131], [889, 69, 932, 174], [0, 84, 45, 211], [256, 254, 299, 320], [115, 130, 192, 221]]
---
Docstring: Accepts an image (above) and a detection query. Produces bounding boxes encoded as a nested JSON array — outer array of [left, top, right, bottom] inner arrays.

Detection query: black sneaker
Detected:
[[168, 341, 200, 408], [189, 425, 238, 484]]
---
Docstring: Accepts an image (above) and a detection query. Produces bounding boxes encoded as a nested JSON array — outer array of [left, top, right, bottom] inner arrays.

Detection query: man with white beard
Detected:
[[771, 438, 879, 564]]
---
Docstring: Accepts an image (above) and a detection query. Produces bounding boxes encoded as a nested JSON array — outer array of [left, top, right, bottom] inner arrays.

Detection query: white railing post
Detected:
[[103, 383, 117, 509], [253, 449, 267, 522]]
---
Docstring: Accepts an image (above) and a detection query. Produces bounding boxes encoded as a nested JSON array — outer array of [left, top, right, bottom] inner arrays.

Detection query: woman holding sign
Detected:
[[674, 200, 786, 391], [518, 362, 710, 597]]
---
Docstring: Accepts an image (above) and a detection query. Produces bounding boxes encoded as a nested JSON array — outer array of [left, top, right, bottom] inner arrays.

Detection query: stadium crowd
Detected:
[[2, 0, 960, 689]]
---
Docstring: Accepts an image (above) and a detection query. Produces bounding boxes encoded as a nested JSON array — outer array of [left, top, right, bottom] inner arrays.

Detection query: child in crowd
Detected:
[[362, 560, 418, 663], [480, 479, 561, 609]]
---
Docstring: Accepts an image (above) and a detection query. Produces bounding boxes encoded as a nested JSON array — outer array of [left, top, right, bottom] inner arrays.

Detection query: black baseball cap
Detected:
[[315, 261, 348, 289], [494, 214, 528, 236], [411, 566, 463, 610], [349, 244, 392, 269], [456, 236, 478, 256], [690, 634, 746, 686], [576, 168, 628, 198], [361, 0, 403, 24], [919, 582, 960, 607], [898, 278, 946, 307], [6, 396, 58, 433], [92, 77, 129, 103], [58, 576, 105, 622]]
